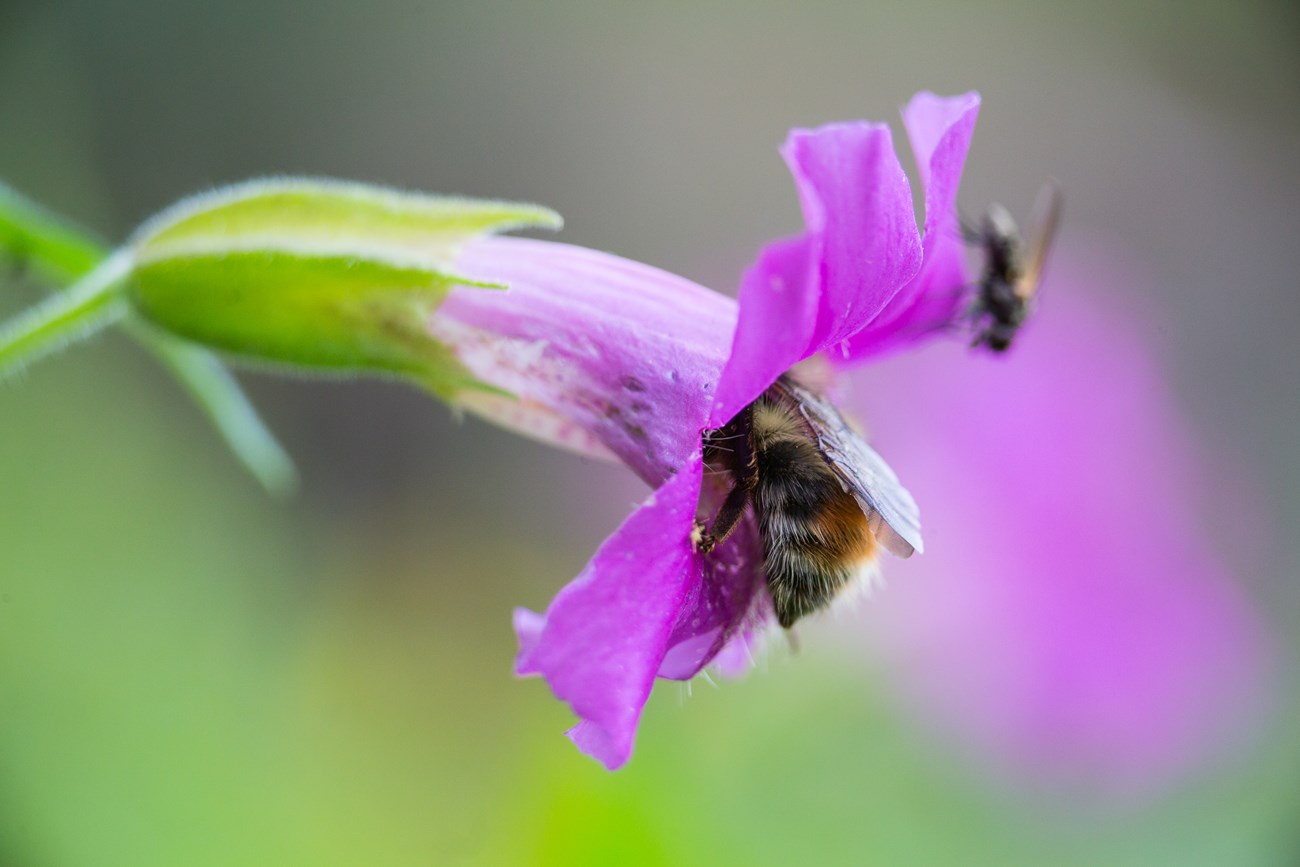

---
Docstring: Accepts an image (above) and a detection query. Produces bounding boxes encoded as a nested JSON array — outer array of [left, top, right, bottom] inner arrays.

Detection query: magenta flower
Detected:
[[434, 91, 981, 767], [844, 265, 1273, 793]]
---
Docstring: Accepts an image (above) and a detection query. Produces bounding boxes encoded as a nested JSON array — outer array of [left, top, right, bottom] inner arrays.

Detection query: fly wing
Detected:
[[775, 378, 923, 558], [1015, 179, 1063, 301]]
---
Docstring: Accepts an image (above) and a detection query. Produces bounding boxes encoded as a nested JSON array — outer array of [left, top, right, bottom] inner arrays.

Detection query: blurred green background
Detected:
[[2, 1, 1297, 864]]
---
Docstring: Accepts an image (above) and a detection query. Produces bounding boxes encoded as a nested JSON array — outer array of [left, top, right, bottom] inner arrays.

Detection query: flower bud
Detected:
[[127, 178, 561, 398]]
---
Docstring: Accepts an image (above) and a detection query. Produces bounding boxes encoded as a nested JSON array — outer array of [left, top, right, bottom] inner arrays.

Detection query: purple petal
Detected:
[[788, 121, 923, 352], [712, 121, 923, 424], [709, 235, 817, 426], [512, 607, 545, 659], [514, 462, 706, 769], [709, 620, 769, 679], [446, 236, 775, 761], [841, 91, 980, 361], [445, 237, 735, 485], [658, 484, 767, 679]]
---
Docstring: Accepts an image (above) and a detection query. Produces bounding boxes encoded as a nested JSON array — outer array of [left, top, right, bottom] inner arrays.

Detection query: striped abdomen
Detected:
[[752, 435, 876, 628]]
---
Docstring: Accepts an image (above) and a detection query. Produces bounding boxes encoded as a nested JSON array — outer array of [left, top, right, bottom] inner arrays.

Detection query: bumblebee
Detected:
[[697, 376, 921, 628], [969, 180, 1063, 351]]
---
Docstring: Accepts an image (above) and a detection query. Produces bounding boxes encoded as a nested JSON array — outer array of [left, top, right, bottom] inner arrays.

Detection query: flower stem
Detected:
[[137, 324, 299, 495], [0, 183, 297, 495], [0, 182, 106, 284], [0, 251, 131, 375]]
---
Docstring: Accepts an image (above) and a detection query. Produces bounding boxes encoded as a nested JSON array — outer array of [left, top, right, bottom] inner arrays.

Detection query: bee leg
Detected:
[[695, 480, 750, 555], [695, 403, 757, 555]]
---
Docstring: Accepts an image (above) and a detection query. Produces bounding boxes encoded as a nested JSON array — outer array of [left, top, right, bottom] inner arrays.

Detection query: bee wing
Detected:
[[1014, 179, 1063, 301], [777, 379, 924, 558]]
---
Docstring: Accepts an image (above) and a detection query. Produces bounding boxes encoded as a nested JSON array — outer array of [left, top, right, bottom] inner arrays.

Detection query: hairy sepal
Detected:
[[128, 178, 561, 397]]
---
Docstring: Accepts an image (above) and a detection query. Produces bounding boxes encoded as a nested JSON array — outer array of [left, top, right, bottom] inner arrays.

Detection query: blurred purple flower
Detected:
[[846, 262, 1273, 794], [439, 92, 981, 767]]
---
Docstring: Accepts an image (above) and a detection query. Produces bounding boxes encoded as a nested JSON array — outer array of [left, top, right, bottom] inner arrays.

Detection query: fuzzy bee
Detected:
[[969, 180, 1063, 352], [696, 375, 922, 628]]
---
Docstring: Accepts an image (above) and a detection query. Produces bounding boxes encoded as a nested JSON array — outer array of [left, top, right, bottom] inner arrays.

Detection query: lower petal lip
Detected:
[[510, 464, 712, 769]]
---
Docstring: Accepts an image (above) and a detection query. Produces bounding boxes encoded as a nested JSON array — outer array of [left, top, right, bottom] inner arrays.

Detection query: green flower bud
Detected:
[[127, 178, 561, 397]]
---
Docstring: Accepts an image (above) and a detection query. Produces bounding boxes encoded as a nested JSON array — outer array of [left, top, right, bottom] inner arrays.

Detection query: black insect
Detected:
[[969, 180, 1063, 351]]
